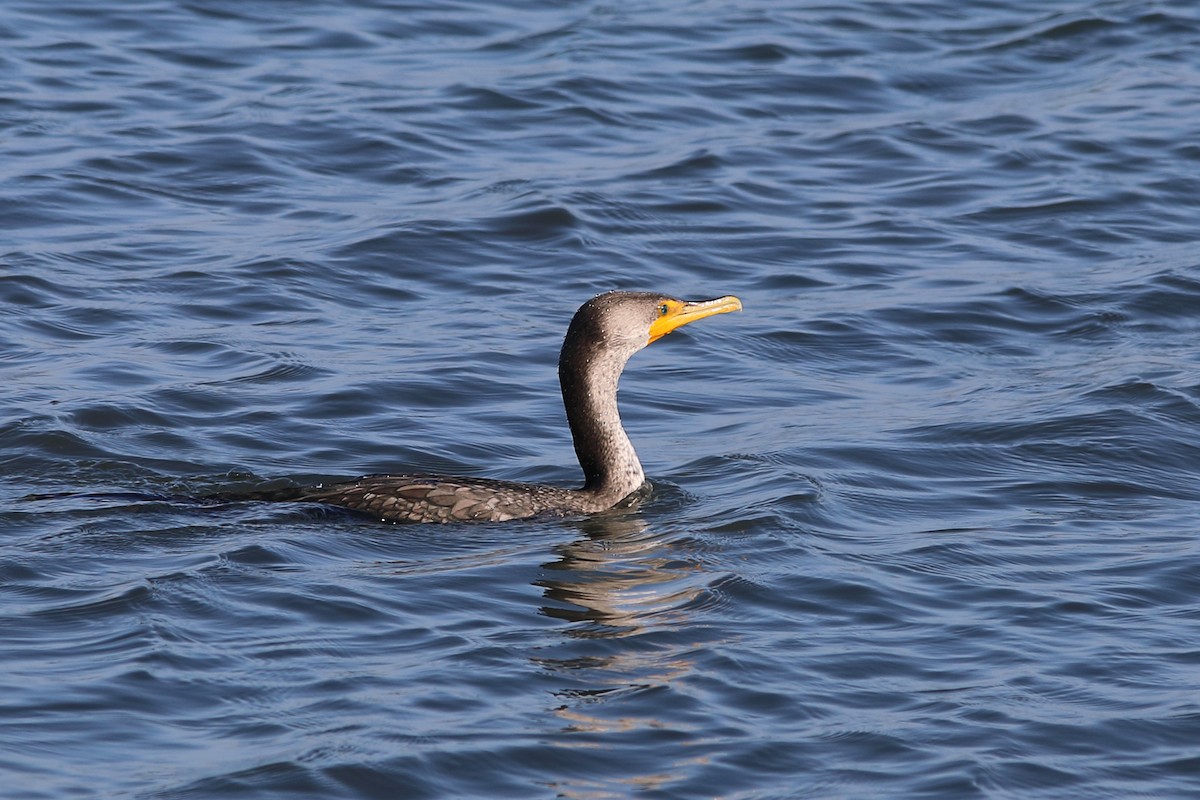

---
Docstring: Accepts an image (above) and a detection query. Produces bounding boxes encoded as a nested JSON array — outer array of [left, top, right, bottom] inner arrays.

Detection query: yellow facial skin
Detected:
[[647, 295, 742, 344]]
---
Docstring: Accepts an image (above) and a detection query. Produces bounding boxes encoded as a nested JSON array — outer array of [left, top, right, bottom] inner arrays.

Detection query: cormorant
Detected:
[[230, 291, 741, 523]]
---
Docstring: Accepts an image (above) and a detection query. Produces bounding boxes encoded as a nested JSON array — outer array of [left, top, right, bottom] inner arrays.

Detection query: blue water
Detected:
[[4, 1, 1200, 797]]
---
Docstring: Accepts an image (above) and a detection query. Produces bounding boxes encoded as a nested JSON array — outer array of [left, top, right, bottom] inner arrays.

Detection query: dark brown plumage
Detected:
[[230, 291, 741, 523]]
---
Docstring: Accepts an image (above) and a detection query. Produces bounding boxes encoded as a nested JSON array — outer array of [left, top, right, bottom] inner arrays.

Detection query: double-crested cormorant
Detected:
[[235, 291, 741, 523]]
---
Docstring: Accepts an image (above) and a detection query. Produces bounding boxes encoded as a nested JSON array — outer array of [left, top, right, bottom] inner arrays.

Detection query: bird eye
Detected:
[[658, 304, 669, 316]]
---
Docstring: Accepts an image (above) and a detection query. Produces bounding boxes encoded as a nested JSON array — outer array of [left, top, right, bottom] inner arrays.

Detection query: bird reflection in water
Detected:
[[536, 514, 708, 635], [532, 512, 718, 794]]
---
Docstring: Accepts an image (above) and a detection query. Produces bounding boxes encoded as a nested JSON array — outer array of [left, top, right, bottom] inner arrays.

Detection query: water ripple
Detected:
[[4, 1, 1200, 798]]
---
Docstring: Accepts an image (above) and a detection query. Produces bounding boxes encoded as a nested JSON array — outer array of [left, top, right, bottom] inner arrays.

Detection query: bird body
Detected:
[[232, 291, 741, 523], [279, 474, 638, 524]]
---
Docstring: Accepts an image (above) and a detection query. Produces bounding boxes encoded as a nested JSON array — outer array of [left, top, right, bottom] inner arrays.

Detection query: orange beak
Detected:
[[647, 295, 742, 344]]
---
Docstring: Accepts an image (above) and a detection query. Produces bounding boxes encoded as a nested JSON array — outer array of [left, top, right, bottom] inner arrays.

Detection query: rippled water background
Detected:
[[4, 1, 1200, 797]]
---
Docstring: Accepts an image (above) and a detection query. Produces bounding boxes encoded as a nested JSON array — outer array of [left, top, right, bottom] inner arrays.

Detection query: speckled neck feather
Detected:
[[558, 299, 646, 504]]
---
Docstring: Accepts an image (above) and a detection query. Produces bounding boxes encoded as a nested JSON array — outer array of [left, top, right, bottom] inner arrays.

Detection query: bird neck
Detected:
[[559, 342, 646, 502]]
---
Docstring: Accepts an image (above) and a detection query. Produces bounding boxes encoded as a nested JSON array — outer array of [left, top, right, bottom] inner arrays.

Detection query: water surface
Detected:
[[3, 1, 1200, 798]]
